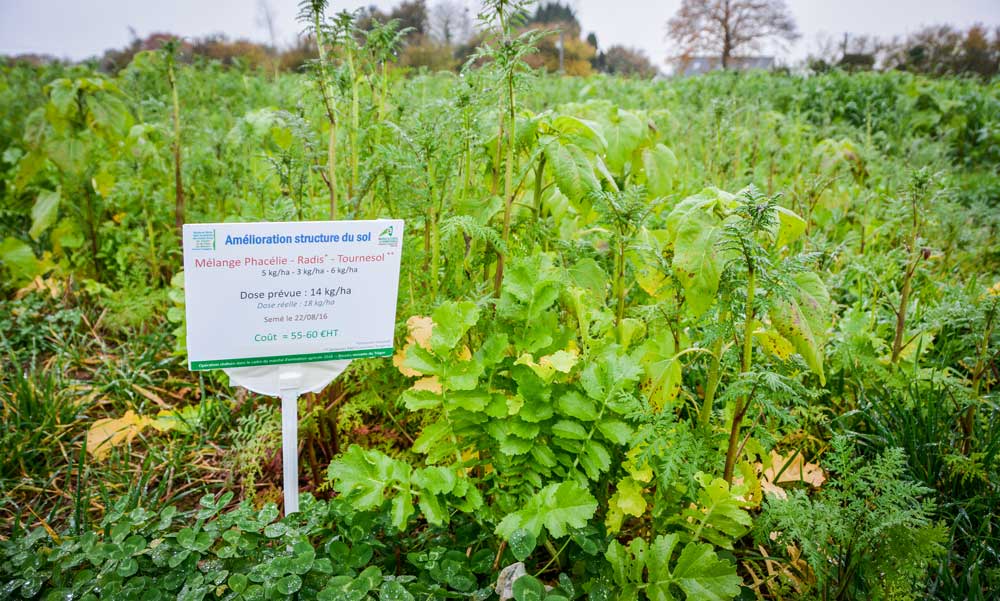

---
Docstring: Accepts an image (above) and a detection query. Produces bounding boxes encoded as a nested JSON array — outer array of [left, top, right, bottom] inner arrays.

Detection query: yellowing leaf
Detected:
[[86, 410, 153, 459], [759, 450, 825, 499], [606, 476, 647, 533], [773, 205, 806, 248], [754, 329, 794, 361], [393, 315, 435, 377], [515, 349, 578, 382], [540, 349, 579, 373], [407, 316, 433, 350], [132, 383, 171, 409], [411, 376, 443, 394]]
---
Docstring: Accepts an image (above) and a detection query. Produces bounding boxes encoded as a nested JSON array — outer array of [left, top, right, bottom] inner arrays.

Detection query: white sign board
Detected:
[[182, 219, 404, 371]]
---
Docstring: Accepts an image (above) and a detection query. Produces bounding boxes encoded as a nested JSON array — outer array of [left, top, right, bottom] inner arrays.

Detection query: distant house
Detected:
[[672, 56, 775, 76]]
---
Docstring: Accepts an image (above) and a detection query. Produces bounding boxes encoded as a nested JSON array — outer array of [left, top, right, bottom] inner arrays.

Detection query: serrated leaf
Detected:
[[430, 301, 479, 355], [597, 419, 633, 444], [552, 115, 607, 154], [610, 534, 741, 601], [496, 481, 597, 539], [327, 446, 410, 512], [580, 348, 643, 403], [581, 439, 611, 479], [552, 419, 588, 440], [678, 474, 752, 549], [412, 466, 457, 495], [557, 391, 598, 421], [544, 141, 600, 206], [669, 541, 742, 601]]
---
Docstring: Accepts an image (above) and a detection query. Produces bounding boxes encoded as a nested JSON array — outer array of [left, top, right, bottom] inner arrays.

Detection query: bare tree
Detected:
[[256, 0, 279, 50], [666, 0, 799, 69], [429, 0, 473, 46]]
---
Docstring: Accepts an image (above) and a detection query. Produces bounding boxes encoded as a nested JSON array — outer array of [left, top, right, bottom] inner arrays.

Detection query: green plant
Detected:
[[756, 437, 947, 601]]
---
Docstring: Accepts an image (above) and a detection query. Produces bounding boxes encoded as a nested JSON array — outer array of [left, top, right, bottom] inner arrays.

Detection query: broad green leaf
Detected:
[[774, 206, 807, 248], [580, 348, 643, 403], [86, 93, 130, 138], [417, 489, 447, 525], [552, 115, 607, 154], [672, 213, 726, 318], [430, 301, 479, 355], [515, 350, 578, 382], [791, 271, 832, 345], [641, 143, 678, 198], [552, 419, 588, 440], [513, 575, 546, 601], [327, 446, 410, 511], [604, 109, 644, 174], [390, 490, 414, 530], [613, 478, 647, 517], [677, 474, 752, 549], [770, 299, 825, 385], [45, 137, 86, 175], [380, 581, 415, 601], [664, 187, 735, 244], [638, 328, 683, 410], [568, 258, 609, 299], [508, 528, 537, 561], [597, 419, 633, 445], [276, 574, 302, 595], [498, 255, 563, 325], [580, 439, 611, 479], [412, 466, 457, 495], [48, 79, 77, 117], [668, 541, 742, 601], [496, 481, 597, 539], [557, 391, 598, 421], [630, 227, 671, 300], [29, 189, 60, 240], [609, 534, 741, 601], [411, 421, 453, 459], [544, 141, 600, 206]]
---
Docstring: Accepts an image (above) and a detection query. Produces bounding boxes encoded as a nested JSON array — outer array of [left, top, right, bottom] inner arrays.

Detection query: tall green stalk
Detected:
[[724, 269, 755, 482], [164, 41, 184, 237]]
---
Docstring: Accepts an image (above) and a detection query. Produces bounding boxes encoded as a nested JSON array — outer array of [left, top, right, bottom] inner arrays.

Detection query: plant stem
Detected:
[[962, 301, 996, 454], [167, 56, 184, 236], [493, 7, 517, 297], [724, 269, 755, 483], [698, 337, 724, 428]]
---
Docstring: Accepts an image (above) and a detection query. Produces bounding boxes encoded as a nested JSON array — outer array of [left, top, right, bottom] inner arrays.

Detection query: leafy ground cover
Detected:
[[1, 4, 999, 600]]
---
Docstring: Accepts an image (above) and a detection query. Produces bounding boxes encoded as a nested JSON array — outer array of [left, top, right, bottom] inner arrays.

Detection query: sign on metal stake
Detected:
[[182, 220, 404, 514]]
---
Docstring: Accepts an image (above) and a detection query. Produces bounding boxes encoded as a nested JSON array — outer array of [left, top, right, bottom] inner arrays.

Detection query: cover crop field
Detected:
[[1, 3, 999, 600]]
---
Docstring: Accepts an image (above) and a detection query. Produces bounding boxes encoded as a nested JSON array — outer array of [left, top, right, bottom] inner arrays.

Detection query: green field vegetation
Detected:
[[1, 4, 999, 601]]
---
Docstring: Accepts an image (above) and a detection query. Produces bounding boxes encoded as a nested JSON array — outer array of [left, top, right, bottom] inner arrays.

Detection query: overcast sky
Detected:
[[2, 0, 999, 70]]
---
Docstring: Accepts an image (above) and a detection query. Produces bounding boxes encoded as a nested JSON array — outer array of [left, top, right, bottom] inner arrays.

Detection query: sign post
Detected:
[[182, 219, 404, 514]]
